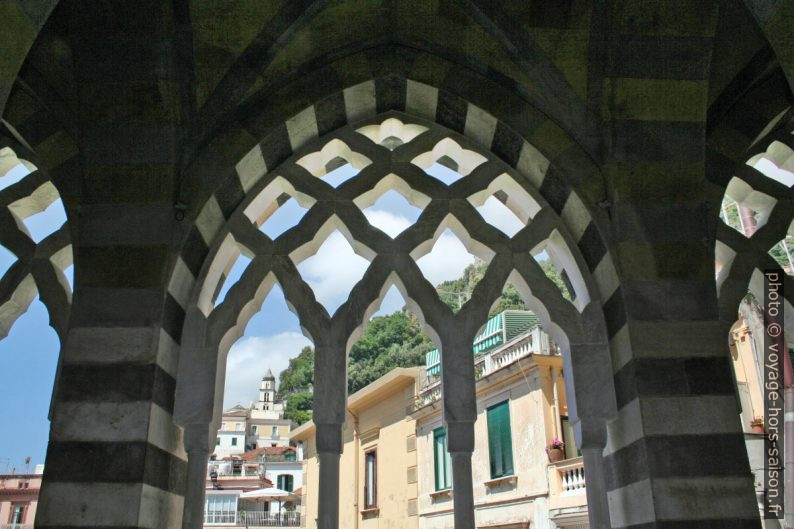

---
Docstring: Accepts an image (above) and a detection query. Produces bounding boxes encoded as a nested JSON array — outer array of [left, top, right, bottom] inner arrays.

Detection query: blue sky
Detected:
[[0, 163, 69, 472], [0, 160, 527, 471]]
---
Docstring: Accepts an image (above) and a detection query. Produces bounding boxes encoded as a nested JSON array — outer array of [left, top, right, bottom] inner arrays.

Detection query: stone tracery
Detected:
[[174, 111, 615, 529], [0, 145, 72, 342]]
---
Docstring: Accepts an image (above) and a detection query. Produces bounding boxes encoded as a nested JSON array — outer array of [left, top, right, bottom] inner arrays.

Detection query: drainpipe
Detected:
[[551, 367, 563, 441], [349, 408, 360, 529]]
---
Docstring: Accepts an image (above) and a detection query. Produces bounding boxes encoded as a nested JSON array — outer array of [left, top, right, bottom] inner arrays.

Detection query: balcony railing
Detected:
[[1, 524, 34, 529], [416, 335, 538, 408], [204, 511, 300, 527], [559, 459, 586, 495], [548, 456, 588, 511], [239, 511, 300, 527], [208, 466, 261, 478]]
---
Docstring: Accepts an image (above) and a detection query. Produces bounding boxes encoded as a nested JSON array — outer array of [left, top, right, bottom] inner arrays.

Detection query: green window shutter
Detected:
[[487, 401, 514, 478], [433, 428, 452, 490]]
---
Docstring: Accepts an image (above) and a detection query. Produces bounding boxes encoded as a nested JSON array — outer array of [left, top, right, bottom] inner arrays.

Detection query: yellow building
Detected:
[[291, 368, 421, 529], [414, 312, 587, 529], [292, 312, 590, 529]]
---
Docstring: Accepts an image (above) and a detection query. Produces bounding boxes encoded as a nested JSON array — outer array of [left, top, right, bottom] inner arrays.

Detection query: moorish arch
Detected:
[[171, 109, 617, 529], [0, 2, 788, 529]]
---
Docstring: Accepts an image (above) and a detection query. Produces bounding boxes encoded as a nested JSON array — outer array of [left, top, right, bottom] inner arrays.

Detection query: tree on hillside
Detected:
[[278, 256, 570, 415], [347, 311, 433, 393], [278, 346, 314, 397], [284, 391, 313, 425]]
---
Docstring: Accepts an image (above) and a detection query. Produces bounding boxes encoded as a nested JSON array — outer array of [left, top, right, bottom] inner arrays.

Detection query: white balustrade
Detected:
[[416, 334, 552, 407], [238, 510, 301, 527], [559, 460, 586, 495]]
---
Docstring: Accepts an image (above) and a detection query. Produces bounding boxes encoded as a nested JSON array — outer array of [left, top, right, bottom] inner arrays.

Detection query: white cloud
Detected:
[[223, 332, 312, 408], [363, 208, 412, 237], [753, 158, 794, 187], [297, 231, 370, 315], [476, 196, 525, 236], [416, 230, 476, 285], [373, 285, 406, 316]]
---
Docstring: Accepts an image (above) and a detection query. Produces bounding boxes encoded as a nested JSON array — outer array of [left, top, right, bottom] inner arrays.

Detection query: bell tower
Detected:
[[255, 369, 276, 411]]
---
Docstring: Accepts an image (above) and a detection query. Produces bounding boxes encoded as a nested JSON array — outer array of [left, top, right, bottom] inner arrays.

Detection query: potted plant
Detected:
[[545, 437, 565, 463], [750, 416, 764, 434]]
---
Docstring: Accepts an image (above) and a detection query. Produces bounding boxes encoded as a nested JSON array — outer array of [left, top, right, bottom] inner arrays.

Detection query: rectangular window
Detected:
[[433, 428, 452, 491], [487, 400, 514, 478], [10, 504, 25, 524], [204, 495, 237, 524], [236, 423, 242, 431], [277, 474, 294, 492], [215, 437, 221, 446], [231, 437, 237, 446], [272, 426, 278, 436], [560, 416, 581, 459], [252, 425, 257, 434], [364, 450, 377, 508]]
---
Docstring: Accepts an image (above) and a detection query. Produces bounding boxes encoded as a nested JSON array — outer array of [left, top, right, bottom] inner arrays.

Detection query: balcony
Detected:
[[416, 334, 539, 409], [204, 511, 300, 527], [547, 456, 588, 513], [1, 525, 34, 529], [208, 465, 261, 479]]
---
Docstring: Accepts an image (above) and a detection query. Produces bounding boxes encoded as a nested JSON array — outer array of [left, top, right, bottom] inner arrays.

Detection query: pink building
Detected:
[[0, 471, 42, 528]]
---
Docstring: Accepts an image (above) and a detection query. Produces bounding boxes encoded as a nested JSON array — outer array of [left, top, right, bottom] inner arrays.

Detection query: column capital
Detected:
[[572, 417, 607, 450], [446, 420, 475, 453], [315, 423, 344, 454], [183, 423, 213, 453]]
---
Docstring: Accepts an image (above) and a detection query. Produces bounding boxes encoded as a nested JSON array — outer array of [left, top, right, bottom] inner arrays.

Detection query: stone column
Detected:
[[37, 295, 188, 529], [575, 419, 610, 528], [440, 333, 477, 529], [182, 425, 211, 529], [316, 425, 342, 529], [448, 422, 476, 529], [313, 345, 346, 529]]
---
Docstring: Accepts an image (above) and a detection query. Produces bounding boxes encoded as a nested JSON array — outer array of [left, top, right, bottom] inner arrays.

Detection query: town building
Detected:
[[292, 311, 589, 529], [248, 370, 292, 450], [205, 447, 302, 528], [240, 447, 303, 497], [212, 369, 294, 459], [0, 465, 44, 529], [414, 311, 586, 529], [214, 405, 249, 460], [729, 298, 771, 519], [291, 368, 420, 529]]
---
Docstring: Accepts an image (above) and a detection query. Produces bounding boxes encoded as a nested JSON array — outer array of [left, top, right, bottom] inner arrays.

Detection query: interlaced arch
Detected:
[[172, 108, 617, 528]]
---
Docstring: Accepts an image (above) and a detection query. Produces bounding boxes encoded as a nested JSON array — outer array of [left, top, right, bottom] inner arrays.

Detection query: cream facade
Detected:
[[291, 368, 420, 529], [414, 351, 586, 529], [212, 369, 295, 458], [214, 405, 249, 459]]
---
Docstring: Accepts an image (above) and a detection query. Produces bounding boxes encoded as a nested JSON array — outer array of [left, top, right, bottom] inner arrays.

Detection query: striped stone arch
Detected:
[[167, 79, 620, 527], [169, 77, 620, 348]]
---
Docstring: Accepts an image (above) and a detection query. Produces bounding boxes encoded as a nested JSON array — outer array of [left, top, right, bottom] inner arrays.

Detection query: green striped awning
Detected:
[[424, 310, 540, 377], [426, 348, 441, 376], [472, 312, 504, 353]]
